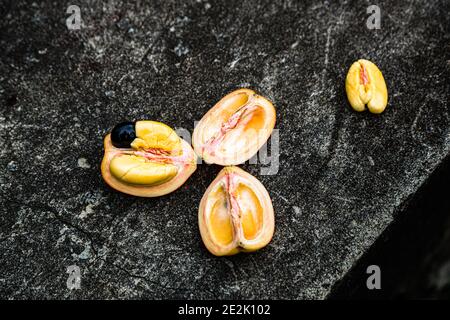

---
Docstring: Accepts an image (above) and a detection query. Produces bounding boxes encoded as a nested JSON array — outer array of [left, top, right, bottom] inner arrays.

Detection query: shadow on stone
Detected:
[[328, 153, 450, 299]]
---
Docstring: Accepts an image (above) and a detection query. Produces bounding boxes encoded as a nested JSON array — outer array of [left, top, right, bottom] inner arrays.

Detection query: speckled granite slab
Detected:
[[1, 0, 449, 299]]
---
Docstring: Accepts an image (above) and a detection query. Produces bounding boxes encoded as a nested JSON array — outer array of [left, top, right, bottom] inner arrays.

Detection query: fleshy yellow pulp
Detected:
[[207, 173, 264, 246], [110, 121, 182, 186]]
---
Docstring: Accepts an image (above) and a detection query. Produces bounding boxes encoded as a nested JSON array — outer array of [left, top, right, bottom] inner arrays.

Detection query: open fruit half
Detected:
[[101, 120, 197, 197], [198, 166, 275, 256], [193, 88, 276, 165]]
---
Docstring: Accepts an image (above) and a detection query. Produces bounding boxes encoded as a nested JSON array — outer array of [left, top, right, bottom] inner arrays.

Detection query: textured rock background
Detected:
[[0, 0, 449, 299]]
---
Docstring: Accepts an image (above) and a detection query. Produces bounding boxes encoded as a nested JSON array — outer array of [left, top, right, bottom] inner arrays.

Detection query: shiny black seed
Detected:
[[111, 121, 136, 148]]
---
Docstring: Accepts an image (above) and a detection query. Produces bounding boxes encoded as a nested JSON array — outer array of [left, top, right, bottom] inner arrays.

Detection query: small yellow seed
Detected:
[[345, 59, 388, 114]]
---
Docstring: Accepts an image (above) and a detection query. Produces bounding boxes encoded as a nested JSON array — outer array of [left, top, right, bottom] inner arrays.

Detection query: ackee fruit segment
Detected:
[[101, 120, 197, 197], [193, 89, 276, 165], [198, 166, 275, 256]]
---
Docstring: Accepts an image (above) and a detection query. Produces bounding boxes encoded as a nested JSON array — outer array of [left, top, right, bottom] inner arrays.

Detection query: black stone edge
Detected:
[[328, 150, 450, 299]]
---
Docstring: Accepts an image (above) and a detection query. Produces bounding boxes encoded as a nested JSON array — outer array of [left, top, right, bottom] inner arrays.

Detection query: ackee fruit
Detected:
[[101, 120, 197, 197], [193, 88, 276, 165], [198, 166, 275, 256]]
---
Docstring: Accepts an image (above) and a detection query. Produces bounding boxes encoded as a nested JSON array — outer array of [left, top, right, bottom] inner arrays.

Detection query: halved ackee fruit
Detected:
[[192, 89, 276, 165], [101, 120, 197, 197], [198, 166, 275, 256], [345, 59, 388, 114]]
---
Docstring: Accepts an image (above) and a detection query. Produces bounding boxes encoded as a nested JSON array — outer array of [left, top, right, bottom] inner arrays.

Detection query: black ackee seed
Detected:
[[111, 121, 136, 148]]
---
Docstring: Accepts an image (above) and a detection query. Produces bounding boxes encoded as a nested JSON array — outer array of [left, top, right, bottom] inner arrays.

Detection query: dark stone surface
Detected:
[[0, 0, 449, 299], [329, 154, 450, 299]]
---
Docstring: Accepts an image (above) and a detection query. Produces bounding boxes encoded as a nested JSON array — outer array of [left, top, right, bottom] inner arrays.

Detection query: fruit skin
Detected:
[[345, 59, 388, 114], [192, 88, 276, 166], [101, 133, 197, 197], [198, 166, 275, 256], [111, 121, 136, 148]]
